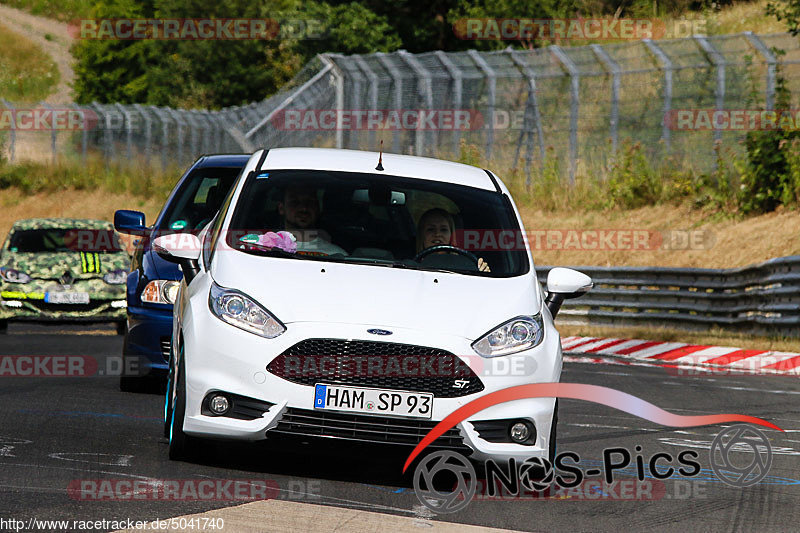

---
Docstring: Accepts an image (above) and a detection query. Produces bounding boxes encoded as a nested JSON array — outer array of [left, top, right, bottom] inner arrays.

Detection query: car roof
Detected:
[[194, 154, 250, 169], [261, 148, 498, 191], [11, 218, 113, 231]]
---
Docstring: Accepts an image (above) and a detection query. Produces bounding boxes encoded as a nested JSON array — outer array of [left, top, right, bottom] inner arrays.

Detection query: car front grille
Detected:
[[269, 407, 471, 452], [27, 301, 108, 313], [160, 337, 171, 362], [266, 338, 484, 398]]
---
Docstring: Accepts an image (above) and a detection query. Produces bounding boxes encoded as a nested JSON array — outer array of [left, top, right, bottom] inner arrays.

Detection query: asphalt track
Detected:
[[1, 323, 799, 532]]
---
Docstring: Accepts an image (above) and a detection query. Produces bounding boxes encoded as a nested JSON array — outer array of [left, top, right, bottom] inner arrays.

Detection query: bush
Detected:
[[738, 127, 800, 214], [604, 142, 664, 209]]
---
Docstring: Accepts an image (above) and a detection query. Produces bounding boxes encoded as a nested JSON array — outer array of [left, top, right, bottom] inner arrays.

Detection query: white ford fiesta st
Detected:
[[156, 147, 591, 464]]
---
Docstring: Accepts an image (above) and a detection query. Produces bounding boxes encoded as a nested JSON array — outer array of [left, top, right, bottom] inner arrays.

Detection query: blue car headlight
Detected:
[[208, 281, 285, 338], [472, 314, 544, 357]]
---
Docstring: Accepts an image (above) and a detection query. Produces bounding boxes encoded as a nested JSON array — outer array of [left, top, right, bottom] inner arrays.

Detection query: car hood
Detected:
[[3, 252, 128, 280], [211, 251, 541, 341]]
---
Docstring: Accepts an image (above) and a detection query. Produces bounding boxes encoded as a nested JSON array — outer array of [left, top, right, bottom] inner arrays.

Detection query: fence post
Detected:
[[319, 54, 345, 149], [467, 50, 496, 161], [353, 55, 379, 151], [75, 103, 89, 164], [549, 45, 579, 185], [2, 100, 15, 162], [154, 107, 170, 170], [132, 104, 151, 166], [165, 107, 184, 166], [94, 102, 113, 166], [507, 48, 546, 186], [643, 39, 673, 151], [114, 103, 133, 164], [694, 36, 726, 151], [743, 32, 777, 110], [591, 44, 621, 156], [39, 102, 57, 164], [336, 56, 365, 150], [399, 50, 434, 156], [375, 52, 404, 153], [434, 51, 463, 157]]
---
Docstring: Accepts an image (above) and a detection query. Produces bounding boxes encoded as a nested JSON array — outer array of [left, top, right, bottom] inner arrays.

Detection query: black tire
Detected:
[[548, 400, 559, 465], [168, 357, 195, 461], [0, 320, 7, 334], [115, 321, 127, 335], [163, 341, 176, 438]]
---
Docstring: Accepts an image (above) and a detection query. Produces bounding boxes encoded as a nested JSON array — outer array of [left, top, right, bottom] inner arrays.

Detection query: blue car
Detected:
[[114, 154, 248, 392]]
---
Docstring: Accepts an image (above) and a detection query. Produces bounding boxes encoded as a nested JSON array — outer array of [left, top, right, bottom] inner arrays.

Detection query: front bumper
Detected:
[[123, 304, 173, 376], [180, 312, 562, 463], [0, 286, 126, 322]]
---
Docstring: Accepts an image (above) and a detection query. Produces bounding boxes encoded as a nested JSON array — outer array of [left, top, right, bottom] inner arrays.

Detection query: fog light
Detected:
[[510, 421, 532, 443], [209, 394, 230, 415], [111, 300, 127, 308]]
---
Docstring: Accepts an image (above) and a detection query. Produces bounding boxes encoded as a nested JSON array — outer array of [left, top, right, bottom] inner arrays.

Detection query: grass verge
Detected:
[[0, 22, 59, 102]]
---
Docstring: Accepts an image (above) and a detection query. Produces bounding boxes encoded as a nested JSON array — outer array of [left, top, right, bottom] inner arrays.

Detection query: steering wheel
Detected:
[[414, 245, 479, 265]]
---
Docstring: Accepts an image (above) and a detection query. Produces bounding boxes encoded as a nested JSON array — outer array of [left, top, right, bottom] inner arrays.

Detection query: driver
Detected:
[[416, 208, 489, 272], [279, 186, 347, 256]]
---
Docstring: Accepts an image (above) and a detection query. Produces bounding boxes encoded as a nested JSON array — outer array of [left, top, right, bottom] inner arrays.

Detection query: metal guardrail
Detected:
[[536, 256, 800, 337]]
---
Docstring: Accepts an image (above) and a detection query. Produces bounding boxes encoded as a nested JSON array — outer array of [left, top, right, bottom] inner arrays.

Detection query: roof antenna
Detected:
[[375, 140, 384, 171]]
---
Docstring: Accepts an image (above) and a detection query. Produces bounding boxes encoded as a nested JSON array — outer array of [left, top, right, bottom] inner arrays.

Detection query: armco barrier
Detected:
[[536, 256, 800, 337]]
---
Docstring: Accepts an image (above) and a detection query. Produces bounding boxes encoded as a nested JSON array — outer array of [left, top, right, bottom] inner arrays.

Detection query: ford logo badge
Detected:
[[367, 328, 392, 336]]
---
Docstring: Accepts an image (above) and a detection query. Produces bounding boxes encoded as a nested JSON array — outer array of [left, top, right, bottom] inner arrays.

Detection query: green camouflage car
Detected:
[[0, 218, 130, 332]]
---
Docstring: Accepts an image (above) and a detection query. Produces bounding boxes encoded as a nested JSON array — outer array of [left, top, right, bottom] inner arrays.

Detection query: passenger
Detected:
[[278, 186, 347, 256], [417, 208, 489, 272]]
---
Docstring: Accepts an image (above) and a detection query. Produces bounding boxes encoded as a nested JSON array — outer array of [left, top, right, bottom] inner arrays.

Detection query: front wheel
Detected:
[[0, 320, 7, 334], [168, 357, 196, 461], [548, 400, 559, 464]]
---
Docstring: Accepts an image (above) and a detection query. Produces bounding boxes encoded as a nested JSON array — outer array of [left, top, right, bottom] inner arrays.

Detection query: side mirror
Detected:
[[152, 233, 202, 284], [114, 210, 147, 234], [545, 267, 592, 318]]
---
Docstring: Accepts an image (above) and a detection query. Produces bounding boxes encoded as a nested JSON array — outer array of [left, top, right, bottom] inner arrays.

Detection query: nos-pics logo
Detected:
[[413, 424, 773, 514]]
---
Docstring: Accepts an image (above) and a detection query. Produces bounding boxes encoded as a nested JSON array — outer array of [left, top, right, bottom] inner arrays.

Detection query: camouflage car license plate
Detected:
[[45, 292, 89, 304]]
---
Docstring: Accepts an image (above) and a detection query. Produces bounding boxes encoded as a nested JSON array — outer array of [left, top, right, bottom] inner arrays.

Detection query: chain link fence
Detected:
[[2, 32, 799, 183]]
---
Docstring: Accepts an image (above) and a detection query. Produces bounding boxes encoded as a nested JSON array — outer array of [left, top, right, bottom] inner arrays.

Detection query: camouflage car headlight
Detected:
[[142, 280, 180, 305], [103, 269, 127, 285], [0, 267, 31, 284]]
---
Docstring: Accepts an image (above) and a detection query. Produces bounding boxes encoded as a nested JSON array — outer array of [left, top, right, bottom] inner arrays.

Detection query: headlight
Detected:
[[141, 280, 180, 305], [208, 282, 285, 338], [103, 269, 127, 285], [0, 267, 31, 284], [472, 314, 544, 357]]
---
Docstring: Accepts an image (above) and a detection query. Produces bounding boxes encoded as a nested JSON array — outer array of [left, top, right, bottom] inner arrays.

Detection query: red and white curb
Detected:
[[561, 336, 800, 376]]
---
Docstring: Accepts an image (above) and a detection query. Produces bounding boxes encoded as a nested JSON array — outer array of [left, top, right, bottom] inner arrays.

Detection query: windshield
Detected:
[[159, 166, 242, 232], [8, 228, 123, 253], [225, 169, 529, 277]]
